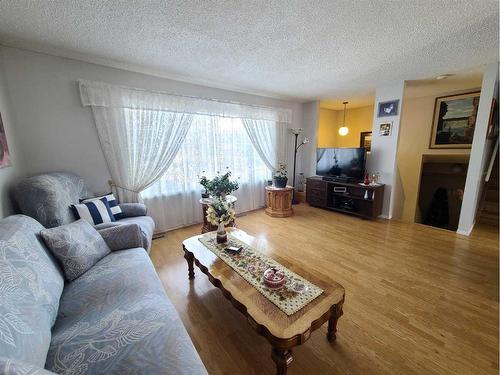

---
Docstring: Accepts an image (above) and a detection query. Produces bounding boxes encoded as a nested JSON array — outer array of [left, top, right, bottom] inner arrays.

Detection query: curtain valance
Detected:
[[79, 79, 292, 123]]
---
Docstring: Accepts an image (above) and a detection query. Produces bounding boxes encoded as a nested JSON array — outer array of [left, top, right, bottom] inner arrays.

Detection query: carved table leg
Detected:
[[327, 301, 344, 342], [271, 348, 293, 375], [184, 250, 195, 280]]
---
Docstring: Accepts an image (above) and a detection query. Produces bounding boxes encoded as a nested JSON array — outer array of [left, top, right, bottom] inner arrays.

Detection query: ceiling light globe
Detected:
[[338, 126, 349, 136]]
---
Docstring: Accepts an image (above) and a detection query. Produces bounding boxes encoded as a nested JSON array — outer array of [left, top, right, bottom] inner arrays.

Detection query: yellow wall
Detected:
[[317, 108, 338, 147], [397, 95, 471, 223], [317, 105, 374, 148]]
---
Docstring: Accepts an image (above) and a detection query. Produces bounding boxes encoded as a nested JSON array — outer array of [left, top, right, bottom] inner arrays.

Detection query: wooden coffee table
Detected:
[[182, 228, 345, 375]]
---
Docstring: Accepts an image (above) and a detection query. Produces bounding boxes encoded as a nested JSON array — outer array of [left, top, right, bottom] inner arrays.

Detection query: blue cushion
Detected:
[[0, 215, 64, 367], [40, 220, 111, 281], [118, 216, 155, 253], [71, 197, 115, 225], [81, 193, 124, 220]]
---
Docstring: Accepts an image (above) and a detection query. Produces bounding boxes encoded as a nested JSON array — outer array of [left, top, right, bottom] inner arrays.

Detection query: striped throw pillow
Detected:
[[81, 193, 124, 220], [71, 197, 116, 225]]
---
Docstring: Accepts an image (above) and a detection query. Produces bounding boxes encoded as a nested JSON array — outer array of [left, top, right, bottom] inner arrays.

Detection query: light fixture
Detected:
[[338, 101, 349, 136], [436, 74, 454, 80]]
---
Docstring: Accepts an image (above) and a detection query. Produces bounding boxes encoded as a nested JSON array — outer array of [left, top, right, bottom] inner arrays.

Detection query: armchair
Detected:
[[13, 172, 155, 252]]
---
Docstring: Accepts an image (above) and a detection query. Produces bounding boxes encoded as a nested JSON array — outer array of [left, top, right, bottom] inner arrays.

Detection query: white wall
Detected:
[[458, 62, 499, 235], [0, 46, 303, 194], [302, 101, 320, 178], [366, 81, 405, 218], [0, 49, 25, 217]]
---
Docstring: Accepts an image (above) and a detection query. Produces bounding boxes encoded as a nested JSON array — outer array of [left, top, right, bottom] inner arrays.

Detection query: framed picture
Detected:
[[430, 91, 480, 149], [379, 122, 392, 136], [378, 100, 399, 117], [360, 131, 372, 152], [0, 113, 11, 169], [487, 98, 498, 139]]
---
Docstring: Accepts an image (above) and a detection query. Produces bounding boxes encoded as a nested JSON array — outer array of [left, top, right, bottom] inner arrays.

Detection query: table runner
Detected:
[[199, 233, 324, 315]]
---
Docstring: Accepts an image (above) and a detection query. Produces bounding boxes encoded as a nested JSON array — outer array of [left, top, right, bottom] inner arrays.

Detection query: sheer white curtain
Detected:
[[80, 80, 195, 202], [91, 107, 192, 201], [242, 119, 288, 171], [142, 115, 270, 231]]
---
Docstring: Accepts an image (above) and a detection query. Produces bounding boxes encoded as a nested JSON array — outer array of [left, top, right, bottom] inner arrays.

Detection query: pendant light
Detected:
[[338, 101, 349, 136]]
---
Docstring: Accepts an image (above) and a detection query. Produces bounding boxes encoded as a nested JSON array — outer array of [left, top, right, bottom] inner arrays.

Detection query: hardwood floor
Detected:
[[151, 204, 499, 375]]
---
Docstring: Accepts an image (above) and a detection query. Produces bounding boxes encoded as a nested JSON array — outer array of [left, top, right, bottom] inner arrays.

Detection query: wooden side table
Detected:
[[265, 186, 294, 217], [199, 195, 237, 233]]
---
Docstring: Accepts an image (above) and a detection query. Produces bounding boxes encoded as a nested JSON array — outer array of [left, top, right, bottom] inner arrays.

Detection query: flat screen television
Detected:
[[316, 147, 366, 181]]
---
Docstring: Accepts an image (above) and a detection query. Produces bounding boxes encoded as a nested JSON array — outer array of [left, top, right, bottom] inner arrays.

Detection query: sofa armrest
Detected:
[[0, 357, 57, 374], [98, 223, 143, 251], [94, 222, 121, 230], [118, 203, 147, 218]]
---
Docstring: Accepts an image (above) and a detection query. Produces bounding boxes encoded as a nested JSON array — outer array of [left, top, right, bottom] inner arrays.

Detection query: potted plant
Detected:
[[198, 173, 210, 198], [273, 162, 288, 188], [206, 198, 236, 243], [200, 168, 239, 199]]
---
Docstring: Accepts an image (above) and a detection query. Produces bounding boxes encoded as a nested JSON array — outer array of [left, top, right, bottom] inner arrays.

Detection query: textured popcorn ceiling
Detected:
[[0, 0, 497, 101]]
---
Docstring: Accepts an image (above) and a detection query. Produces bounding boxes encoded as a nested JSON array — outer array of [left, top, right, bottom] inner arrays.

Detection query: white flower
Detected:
[[206, 198, 236, 226], [274, 162, 287, 178]]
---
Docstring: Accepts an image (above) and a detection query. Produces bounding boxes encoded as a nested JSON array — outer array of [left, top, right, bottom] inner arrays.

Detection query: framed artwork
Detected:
[[487, 98, 498, 140], [360, 131, 372, 152], [430, 91, 480, 149], [377, 100, 399, 117], [379, 122, 392, 136], [0, 112, 11, 169]]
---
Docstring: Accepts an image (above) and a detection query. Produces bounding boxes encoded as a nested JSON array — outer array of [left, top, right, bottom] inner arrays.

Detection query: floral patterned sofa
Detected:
[[13, 172, 155, 252], [0, 215, 207, 374]]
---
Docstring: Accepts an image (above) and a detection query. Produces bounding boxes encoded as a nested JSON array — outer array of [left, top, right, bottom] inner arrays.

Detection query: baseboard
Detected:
[[152, 231, 167, 239], [151, 205, 267, 238], [456, 227, 473, 236]]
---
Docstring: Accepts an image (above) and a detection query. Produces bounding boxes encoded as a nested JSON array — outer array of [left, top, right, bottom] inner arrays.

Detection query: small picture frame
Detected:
[[378, 100, 399, 117], [360, 131, 372, 152], [379, 122, 392, 136]]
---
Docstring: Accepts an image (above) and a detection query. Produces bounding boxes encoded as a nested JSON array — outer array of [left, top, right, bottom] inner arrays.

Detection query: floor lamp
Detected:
[[291, 128, 309, 204]]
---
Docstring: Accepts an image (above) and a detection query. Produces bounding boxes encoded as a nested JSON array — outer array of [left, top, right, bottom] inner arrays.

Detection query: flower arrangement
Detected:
[[198, 168, 239, 198], [206, 198, 236, 226]]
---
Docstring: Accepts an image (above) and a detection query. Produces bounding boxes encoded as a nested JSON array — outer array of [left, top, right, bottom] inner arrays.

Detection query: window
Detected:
[[143, 115, 270, 198], [142, 115, 272, 231]]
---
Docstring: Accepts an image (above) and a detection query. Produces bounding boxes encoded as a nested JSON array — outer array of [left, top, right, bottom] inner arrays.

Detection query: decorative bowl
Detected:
[[263, 268, 286, 289]]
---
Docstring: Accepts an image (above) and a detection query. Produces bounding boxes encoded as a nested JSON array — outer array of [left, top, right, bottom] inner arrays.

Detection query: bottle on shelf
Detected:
[[363, 173, 370, 185]]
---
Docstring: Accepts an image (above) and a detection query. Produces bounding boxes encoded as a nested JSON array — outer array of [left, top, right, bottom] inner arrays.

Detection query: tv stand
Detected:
[[306, 177, 384, 219], [322, 176, 352, 183]]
